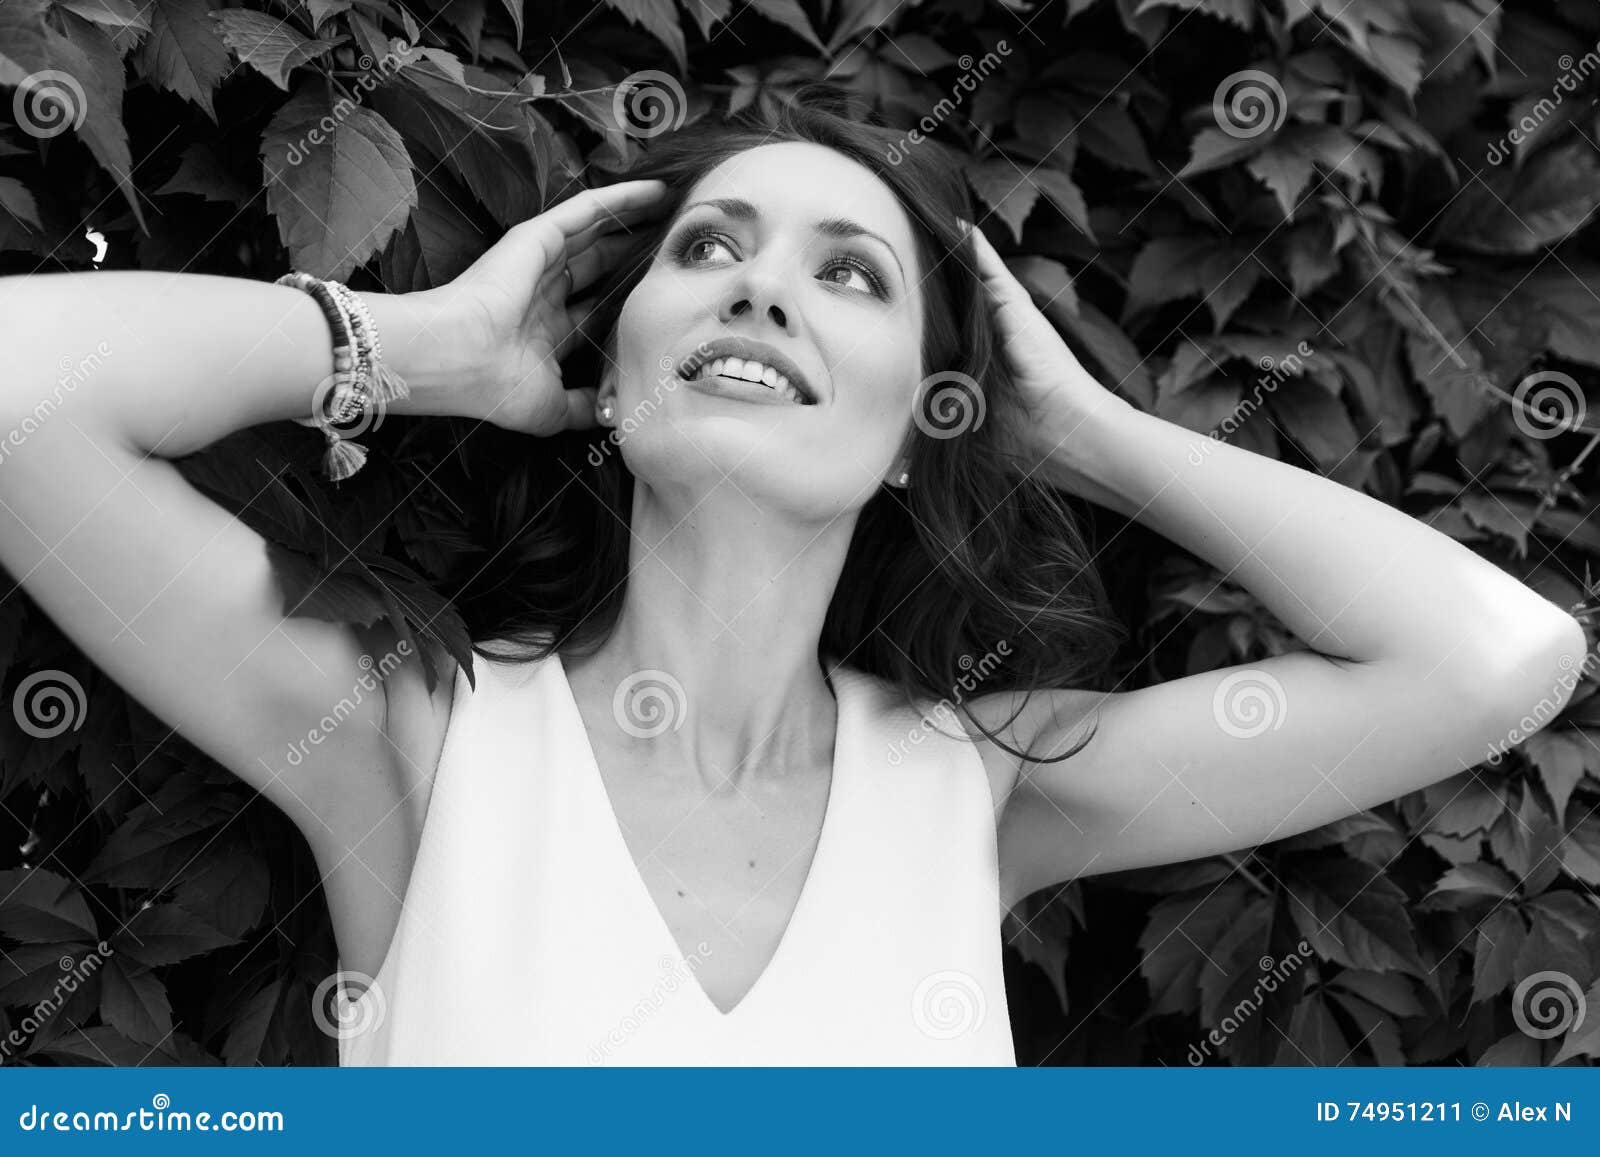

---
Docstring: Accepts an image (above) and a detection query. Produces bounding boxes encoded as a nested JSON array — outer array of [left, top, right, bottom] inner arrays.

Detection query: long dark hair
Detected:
[[450, 82, 1126, 764]]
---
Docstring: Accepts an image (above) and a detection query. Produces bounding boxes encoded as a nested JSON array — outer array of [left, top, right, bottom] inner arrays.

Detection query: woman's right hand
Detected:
[[420, 179, 670, 436]]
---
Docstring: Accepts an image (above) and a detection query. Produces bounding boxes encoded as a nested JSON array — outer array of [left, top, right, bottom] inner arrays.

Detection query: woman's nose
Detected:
[[727, 297, 787, 328]]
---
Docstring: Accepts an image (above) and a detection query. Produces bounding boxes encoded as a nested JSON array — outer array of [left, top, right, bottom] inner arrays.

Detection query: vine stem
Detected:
[[1223, 852, 1275, 898]]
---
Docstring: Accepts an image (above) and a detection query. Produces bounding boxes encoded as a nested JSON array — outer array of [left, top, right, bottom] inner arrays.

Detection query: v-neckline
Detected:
[[552, 653, 850, 1019]]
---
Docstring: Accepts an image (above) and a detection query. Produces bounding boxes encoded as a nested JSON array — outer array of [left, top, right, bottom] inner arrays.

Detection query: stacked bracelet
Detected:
[[274, 271, 410, 481]]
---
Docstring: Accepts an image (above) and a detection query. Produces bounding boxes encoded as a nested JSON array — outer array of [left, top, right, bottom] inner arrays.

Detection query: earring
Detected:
[[598, 401, 614, 423], [892, 469, 910, 487]]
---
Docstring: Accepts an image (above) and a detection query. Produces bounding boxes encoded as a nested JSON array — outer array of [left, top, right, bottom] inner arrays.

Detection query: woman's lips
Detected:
[[682, 372, 807, 407]]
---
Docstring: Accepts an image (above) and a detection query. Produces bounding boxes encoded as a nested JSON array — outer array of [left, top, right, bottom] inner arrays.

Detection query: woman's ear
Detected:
[[595, 345, 619, 425]]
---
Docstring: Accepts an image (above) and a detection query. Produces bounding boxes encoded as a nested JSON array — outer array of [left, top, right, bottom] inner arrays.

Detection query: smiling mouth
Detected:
[[677, 354, 817, 405]]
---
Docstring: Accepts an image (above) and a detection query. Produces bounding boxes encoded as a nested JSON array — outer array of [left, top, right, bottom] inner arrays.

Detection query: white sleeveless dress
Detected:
[[336, 645, 1016, 1065]]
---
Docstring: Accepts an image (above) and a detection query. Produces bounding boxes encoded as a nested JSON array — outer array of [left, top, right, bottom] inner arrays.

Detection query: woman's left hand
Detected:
[[961, 219, 1133, 479]]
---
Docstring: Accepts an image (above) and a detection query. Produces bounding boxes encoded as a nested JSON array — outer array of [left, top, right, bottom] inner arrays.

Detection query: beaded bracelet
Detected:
[[275, 271, 408, 481]]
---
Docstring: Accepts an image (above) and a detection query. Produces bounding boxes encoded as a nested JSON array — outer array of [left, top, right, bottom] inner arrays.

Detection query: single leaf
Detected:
[[261, 81, 417, 281], [968, 160, 1040, 244], [1560, 814, 1600, 885], [155, 141, 250, 203], [603, 0, 687, 72], [222, 980, 282, 1065], [112, 902, 240, 967], [1327, 968, 1425, 1018], [1285, 855, 1425, 974], [0, 868, 98, 941], [0, 175, 41, 229], [1523, 729, 1591, 817], [29, 1026, 180, 1065], [1029, 166, 1095, 241], [1472, 906, 1527, 1002], [1136, 878, 1255, 1018], [56, 0, 150, 32], [1178, 126, 1269, 178], [135, 0, 229, 119], [1426, 860, 1519, 902], [99, 959, 175, 1045], [213, 10, 337, 90], [1551, 979, 1600, 1064]]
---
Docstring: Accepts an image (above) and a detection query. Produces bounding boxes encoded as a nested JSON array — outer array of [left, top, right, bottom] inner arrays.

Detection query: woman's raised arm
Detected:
[[0, 179, 668, 846]]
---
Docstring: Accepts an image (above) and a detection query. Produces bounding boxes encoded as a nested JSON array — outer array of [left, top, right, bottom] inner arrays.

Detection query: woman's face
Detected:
[[602, 141, 927, 521]]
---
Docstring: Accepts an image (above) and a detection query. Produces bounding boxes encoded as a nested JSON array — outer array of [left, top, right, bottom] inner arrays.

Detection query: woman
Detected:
[[0, 85, 1583, 1066]]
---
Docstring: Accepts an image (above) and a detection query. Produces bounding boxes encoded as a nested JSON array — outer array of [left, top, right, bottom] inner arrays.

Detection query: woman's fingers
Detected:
[[552, 295, 603, 361], [959, 216, 1030, 305], [543, 180, 670, 248], [560, 384, 600, 432], [564, 231, 645, 296]]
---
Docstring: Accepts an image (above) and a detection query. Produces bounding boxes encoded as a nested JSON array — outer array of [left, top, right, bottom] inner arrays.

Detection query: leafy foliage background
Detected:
[[2, 0, 1600, 1066]]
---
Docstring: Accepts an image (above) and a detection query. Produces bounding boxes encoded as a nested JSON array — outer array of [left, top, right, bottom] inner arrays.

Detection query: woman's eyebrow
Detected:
[[678, 197, 907, 282]]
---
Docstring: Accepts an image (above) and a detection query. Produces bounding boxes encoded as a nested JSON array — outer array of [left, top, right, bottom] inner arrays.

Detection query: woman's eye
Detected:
[[821, 262, 876, 294], [685, 235, 734, 263]]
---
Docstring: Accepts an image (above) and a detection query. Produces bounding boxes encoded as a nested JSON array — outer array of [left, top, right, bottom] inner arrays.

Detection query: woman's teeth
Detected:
[[692, 356, 805, 404]]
